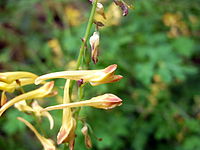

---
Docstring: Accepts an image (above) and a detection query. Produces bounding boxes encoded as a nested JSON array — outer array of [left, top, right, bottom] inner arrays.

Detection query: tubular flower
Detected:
[[14, 100, 54, 130], [0, 78, 39, 93], [32, 100, 54, 130], [35, 64, 123, 86], [42, 93, 122, 112], [14, 100, 33, 112], [89, 32, 100, 64], [0, 81, 54, 116], [0, 72, 38, 84], [17, 117, 56, 150], [57, 80, 76, 150]]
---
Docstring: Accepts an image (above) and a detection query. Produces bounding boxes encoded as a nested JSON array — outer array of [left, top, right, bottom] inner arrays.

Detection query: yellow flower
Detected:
[[17, 117, 56, 150], [35, 64, 123, 86], [57, 80, 76, 150], [0, 78, 38, 93], [14, 100, 33, 112], [42, 93, 122, 112], [0, 72, 37, 84], [0, 81, 54, 116], [1, 91, 7, 106], [14, 100, 54, 129]]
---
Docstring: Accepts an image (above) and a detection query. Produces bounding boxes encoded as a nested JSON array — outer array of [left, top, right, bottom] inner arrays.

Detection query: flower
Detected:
[[15, 100, 54, 129], [0, 78, 38, 93], [0, 72, 38, 84], [35, 64, 123, 86], [57, 80, 76, 150], [42, 93, 122, 112], [1, 91, 7, 106], [17, 117, 56, 150], [0, 81, 54, 116], [89, 32, 100, 64]]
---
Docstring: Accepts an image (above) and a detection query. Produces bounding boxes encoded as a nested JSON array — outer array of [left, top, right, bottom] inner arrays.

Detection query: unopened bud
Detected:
[[89, 32, 100, 64], [96, 3, 106, 19], [81, 125, 92, 149]]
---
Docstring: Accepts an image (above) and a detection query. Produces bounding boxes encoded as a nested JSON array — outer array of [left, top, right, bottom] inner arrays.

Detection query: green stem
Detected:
[[75, 85, 84, 120], [76, 0, 98, 69], [69, 0, 98, 100]]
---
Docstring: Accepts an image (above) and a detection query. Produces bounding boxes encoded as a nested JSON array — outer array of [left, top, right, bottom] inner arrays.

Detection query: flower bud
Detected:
[[42, 93, 122, 112], [96, 3, 106, 19], [81, 124, 92, 149], [89, 32, 100, 64]]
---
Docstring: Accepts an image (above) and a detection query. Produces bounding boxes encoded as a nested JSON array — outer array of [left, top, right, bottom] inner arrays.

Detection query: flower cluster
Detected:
[[0, 65, 123, 149], [0, 0, 130, 149]]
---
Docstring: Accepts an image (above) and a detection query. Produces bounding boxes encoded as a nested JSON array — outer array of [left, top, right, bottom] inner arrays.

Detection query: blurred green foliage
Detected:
[[0, 0, 200, 150]]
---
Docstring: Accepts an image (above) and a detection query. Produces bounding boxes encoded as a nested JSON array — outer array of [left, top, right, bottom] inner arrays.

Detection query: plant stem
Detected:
[[76, 0, 98, 69], [73, 0, 98, 123]]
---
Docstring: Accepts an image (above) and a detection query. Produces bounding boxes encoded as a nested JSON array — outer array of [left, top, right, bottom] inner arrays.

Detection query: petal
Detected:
[[0, 72, 38, 84], [0, 81, 54, 116], [17, 117, 56, 150]]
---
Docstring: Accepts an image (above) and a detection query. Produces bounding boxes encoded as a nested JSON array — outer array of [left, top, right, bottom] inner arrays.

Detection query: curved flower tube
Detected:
[[17, 117, 56, 150], [42, 93, 122, 112], [0, 81, 54, 116], [0, 72, 38, 84], [35, 64, 123, 86], [57, 79, 76, 150]]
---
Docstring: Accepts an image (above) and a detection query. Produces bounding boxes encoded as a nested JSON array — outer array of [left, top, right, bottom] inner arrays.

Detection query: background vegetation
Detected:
[[0, 0, 199, 149]]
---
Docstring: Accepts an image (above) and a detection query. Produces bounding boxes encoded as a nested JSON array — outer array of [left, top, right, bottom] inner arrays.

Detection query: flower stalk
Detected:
[[76, 0, 98, 69]]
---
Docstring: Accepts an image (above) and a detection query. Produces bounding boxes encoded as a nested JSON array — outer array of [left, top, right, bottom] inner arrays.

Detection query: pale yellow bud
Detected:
[[89, 32, 100, 64], [96, 3, 106, 19], [42, 93, 122, 112]]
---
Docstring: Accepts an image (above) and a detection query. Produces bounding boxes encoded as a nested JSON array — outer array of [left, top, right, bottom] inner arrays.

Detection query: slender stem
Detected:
[[76, 0, 98, 69], [69, 0, 98, 102], [75, 85, 84, 120]]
